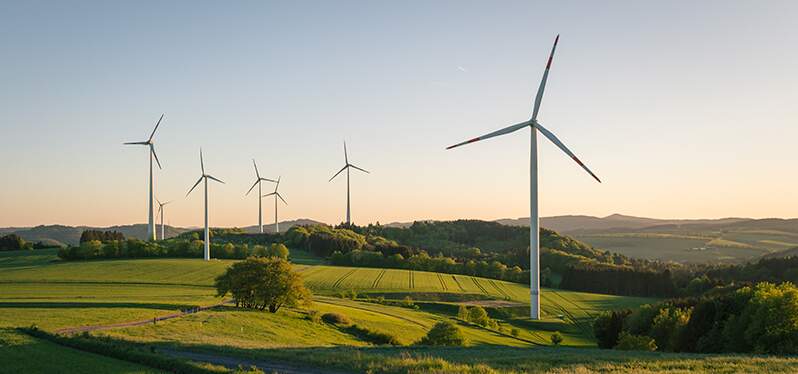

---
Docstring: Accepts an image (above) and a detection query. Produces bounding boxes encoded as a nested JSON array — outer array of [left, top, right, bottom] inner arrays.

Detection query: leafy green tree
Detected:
[[593, 309, 632, 349], [269, 243, 290, 259], [550, 331, 564, 346], [650, 306, 692, 351], [468, 306, 490, 326], [417, 321, 468, 346], [215, 257, 311, 313]]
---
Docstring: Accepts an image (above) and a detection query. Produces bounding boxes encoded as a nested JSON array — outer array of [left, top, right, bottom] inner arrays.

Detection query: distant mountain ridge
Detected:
[[3, 218, 327, 246], [497, 214, 753, 234]]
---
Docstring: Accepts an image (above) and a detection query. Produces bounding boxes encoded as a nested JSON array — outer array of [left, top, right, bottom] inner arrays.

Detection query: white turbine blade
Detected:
[[199, 149, 205, 175], [245, 179, 259, 196], [534, 122, 601, 183], [532, 35, 559, 120], [344, 141, 348, 164], [446, 121, 530, 150], [253, 159, 261, 179], [124, 141, 148, 145], [260, 177, 278, 183], [349, 164, 370, 174], [261, 192, 276, 198], [276, 192, 287, 205], [156, 198, 162, 206], [329, 165, 347, 182], [148, 114, 164, 142], [206, 175, 225, 184], [186, 176, 203, 196], [276, 176, 281, 190], [150, 144, 162, 169]]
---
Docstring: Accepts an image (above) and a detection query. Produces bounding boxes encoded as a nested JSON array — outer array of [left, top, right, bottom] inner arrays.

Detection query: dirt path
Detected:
[[55, 300, 232, 334], [160, 349, 349, 374]]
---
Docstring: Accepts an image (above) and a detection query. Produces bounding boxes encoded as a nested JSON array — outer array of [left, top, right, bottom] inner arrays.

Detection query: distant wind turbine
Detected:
[[262, 176, 287, 233], [124, 114, 165, 241], [156, 198, 171, 241], [329, 142, 369, 225], [446, 35, 601, 320], [245, 159, 277, 233], [186, 149, 225, 261]]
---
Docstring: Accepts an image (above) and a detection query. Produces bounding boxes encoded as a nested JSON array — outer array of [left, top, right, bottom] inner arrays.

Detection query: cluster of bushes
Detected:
[[416, 321, 468, 346], [560, 264, 675, 297], [57, 237, 290, 261], [79, 230, 125, 243], [593, 281, 798, 354], [0, 234, 33, 251]]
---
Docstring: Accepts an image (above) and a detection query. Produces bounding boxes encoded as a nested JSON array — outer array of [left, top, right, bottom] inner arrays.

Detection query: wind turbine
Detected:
[[446, 35, 601, 320], [186, 149, 225, 261], [156, 198, 171, 240], [245, 159, 277, 233], [329, 142, 369, 225], [124, 114, 165, 241], [262, 177, 287, 233]]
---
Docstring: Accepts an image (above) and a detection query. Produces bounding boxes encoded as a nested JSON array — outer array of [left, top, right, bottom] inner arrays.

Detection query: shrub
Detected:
[[346, 324, 401, 346], [593, 309, 632, 349], [511, 328, 520, 337], [417, 321, 468, 346], [468, 306, 490, 326], [457, 305, 469, 320], [306, 310, 322, 324], [615, 332, 657, 351], [321, 312, 352, 325], [550, 331, 564, 346]]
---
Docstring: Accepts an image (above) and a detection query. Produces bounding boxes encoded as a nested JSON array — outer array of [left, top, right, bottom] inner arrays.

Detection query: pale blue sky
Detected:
[[1, 1, 796, 227]]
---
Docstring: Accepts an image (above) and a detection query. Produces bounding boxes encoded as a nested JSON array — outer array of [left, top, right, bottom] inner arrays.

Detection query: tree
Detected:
[[649, 306, 692, 351], [417, 321, 468, 346], [214, 257, 311, 313], [550, 331, 564, 346], [270, 243, 290, 259], [593, 309, 632, 349], [468, 305, 490, 326], [615, 332, 657, 351], [0, 234, 30, 251]]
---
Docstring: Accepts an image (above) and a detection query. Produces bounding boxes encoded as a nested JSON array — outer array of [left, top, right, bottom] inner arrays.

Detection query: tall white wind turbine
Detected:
[[245, 159, 277, 233], [124, 114, 165, 241], [446, 35, 601, 319], [262, 176, 287, 233], [156, 198, 171, 240], [329, 142, 369, 225], [186, 149, 225, 261]]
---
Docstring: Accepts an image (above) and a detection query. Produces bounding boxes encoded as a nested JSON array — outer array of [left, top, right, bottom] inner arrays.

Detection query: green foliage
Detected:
[[306, 310, 322, 324], [269, 243, 290, 259], [215, 257, 311, 313], [79, 230, 124, 243], [417, 321, 468, 346], [457, 304, 469, 320], [593, 309, 631, 349], [321, 312, 352, 325], [615, 332, 657, 351], [467, 306, 490, 327], [510, 328, 520, 337], [344, 324, 402, 346], [550, 331, 564, 346], [0, 234, 32, 251], [649, 306, 692, 352]]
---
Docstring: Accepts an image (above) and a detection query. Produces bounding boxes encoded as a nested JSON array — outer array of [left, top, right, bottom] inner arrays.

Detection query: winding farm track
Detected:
[[54, 300, 232, 335]]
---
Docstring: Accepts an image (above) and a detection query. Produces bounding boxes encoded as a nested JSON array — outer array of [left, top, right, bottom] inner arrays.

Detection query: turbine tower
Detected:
[[329, 142, 369, 225], [446, 35, 600, 319], [186, 149, 225, 261], [246, 160, 277, 234], [262, 176, 287, 233], [124, 114, 165, 241], [156, 198, 171, 240]]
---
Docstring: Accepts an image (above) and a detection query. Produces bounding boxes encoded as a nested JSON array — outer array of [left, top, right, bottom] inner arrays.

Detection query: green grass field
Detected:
[[6, 248, 795, 373]]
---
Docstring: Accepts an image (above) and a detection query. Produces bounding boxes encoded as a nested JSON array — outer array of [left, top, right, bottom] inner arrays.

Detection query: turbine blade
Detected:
[[276, 176, 281, 190], [260, 177, 278, 183], [329, 165, 348, 182], [534, 121, 601, 183], [156, 198, 162, 206], [186, 177, 203, 196], [349, 164, 370, 174], [206, 175, 225, 184], [344, 141, 348, 164], [148, 114, 164, 142], [261, 192, 276, 198], [245, 179, 259, 196], [253, 159, 260, 179], [200, 149, 205, 174], [446, 121, 530, 150], [276, 192, 287, 205], [532, 35, 559, 120], [123, 141, 149, 145], [150, 144, 162, 169]]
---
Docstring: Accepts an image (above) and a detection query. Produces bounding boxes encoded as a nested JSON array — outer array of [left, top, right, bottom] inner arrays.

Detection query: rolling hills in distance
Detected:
[[6, 214, 798, 264]]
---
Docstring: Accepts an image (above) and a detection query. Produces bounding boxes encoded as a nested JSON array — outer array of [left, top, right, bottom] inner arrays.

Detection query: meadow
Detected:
[[5, 248, 798, 373]]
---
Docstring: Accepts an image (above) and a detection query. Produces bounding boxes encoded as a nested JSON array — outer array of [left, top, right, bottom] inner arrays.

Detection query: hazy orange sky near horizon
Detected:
[[1, 1, 797, 228]]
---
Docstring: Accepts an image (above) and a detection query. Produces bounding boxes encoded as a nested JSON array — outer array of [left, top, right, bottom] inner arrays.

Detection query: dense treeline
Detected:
[[79, 230, 125, 243], [593, 281, 798, 354], [57, 237, 289, 261], [560, 265, 675, 297], [0, 234, 33, 251]]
